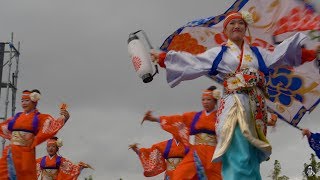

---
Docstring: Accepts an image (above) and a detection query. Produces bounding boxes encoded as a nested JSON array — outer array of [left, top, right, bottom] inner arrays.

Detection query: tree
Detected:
[[302, 153, 320, 180], [85, 175, 93, 180], [269, 160, 289, 180]]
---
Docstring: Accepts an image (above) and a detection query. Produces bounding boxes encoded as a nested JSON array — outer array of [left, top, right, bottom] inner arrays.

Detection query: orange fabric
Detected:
[[223, 12, 244, 29], [0, 111, 65, 180], [138, 139, 186, 178], [173, 146, 222, 180], [301, 48, 316, 64], [22, 92, 31, 100], [202, 90, 214, 99], [47, 139, 58, 146], [36, 155, 81, 180], [159, 111, 222, 179], [158, 52, 167, 68]]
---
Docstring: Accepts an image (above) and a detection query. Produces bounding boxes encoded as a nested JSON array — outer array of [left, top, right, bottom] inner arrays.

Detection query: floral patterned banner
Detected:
[[160, 0, 320, 125]]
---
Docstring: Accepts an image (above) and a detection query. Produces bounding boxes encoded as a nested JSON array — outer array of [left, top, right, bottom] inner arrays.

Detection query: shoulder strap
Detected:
[[40, 156, 47, 169], [56, 156, 62, 168], [163, 139, 173, 159], [184, 146, 190, 155], [32, 112, 40, 134], [190, 111, 202, 135], [250, 46, 269, 75], [209, 45, 228, 76], [7, 112, 23, 132]]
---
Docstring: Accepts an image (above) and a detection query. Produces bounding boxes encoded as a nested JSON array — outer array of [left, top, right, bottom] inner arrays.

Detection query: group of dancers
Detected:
[[129, 11, 318, 180], [0, 89, 91, 179]]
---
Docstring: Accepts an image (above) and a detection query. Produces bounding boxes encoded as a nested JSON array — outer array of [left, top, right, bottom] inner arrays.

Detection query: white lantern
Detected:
[[128, 30, 157, 83]]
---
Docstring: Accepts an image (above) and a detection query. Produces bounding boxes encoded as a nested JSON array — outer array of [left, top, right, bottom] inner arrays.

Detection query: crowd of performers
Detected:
[[129, 11, 319, 180], [0, 89, 92, 179]]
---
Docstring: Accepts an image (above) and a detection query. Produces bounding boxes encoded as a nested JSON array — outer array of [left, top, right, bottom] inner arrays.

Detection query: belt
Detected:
[[195, 133, 217, 146], [11, 131, 34, 146], [166, 158, 182, 171], [41, 169, 58, 180]]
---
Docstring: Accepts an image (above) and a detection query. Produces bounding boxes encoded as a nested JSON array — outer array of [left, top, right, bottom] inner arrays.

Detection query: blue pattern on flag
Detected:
[[309, 133, 320, 159]]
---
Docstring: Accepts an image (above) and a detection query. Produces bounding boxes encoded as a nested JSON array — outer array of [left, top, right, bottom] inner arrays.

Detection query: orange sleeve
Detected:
[[301, 48, 316, 64], [31, 114, 66, 148], [158, 52, 167, 68], [57, 157, 81, 180], [0, 117, 13, 140], [159, 112, 196, 147], [138, 141, 167, 177]]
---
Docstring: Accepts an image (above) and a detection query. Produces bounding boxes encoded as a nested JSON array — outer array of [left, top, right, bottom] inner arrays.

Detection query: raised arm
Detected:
[[57, 157, 82, 180], [32, 109, 70, 147], [151, 47, 220, 87], [260, 33, 314, 68], [129, 141, 167, 177]]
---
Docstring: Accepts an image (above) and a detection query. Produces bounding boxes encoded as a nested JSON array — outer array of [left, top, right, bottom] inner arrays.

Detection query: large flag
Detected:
[[160, 0, 320, 127]]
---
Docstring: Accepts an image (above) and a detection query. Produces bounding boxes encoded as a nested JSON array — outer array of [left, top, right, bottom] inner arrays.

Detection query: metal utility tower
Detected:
[[0, 33, 21, 150]]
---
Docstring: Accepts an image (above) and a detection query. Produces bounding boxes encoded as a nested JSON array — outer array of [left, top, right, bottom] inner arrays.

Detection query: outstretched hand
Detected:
[[267, 113, 277, 127], [141, 110, 158, 125], [302, 128, 312, 138], [78, 161, 94, 170], [150, 49, 163, 64], [60, 109, 70, 121], [128, 143, 139, 154]]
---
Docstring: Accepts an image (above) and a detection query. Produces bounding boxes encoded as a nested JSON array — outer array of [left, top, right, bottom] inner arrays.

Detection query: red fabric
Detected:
[[158, 52, 167, 68], [159, 110, 222, 179], [173, 146, 222, 180], [301, 48, 316, 64], [138, 139, 186, 178]]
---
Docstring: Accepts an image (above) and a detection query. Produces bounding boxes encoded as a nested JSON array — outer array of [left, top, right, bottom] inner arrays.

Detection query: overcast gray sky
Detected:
[[0, 0, 319, 179]]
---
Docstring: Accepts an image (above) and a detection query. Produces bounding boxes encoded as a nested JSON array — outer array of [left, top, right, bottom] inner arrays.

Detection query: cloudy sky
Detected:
[[0, 0, 319, 179]]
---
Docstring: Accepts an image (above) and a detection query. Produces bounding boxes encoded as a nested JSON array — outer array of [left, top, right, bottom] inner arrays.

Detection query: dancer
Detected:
[[37, 137, 92, 180], [0, 89, 70, 179], [150, 11, 316, 179], [142, 86, 222, 180]]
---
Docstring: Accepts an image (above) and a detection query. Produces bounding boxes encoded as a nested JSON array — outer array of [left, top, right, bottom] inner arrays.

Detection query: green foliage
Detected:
[[84, 175, 93, 180], [302, 153, 320, 180], [269, 160, 289, 180]]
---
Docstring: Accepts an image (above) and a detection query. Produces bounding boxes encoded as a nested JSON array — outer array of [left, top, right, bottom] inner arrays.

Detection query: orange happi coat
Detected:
[[138, 139, 187, 179], [159, 110, 222, 180], [36, 155, 82, 180], [0, 110, 66, 180]]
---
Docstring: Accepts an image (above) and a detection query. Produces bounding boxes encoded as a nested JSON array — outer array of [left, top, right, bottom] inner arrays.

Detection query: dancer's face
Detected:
[[47, 144, 58, 156], [202, 96, 216, 112], [224, 19, 246, 42], [21, 98, 36, 113]]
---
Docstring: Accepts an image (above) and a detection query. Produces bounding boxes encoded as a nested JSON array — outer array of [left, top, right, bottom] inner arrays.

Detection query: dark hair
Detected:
[[31, 89, 41, 94], [22, 89, 41, 94], [207, 86, 217, 91], [50, 136, 58, 141]]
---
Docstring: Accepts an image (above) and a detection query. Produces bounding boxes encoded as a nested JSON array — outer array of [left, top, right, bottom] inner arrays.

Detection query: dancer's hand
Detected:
[[267, 113, 277, 127], [128, 143, 140, 154], [141, 110, 158, 125], [78, 161, 94, 170], [150, 49, 164, 63], [302, 128, 311, 138], [60, 109, 70, 121]]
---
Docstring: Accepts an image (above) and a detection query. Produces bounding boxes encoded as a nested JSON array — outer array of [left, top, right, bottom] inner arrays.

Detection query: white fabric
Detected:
[[164, 33, 305, 162]]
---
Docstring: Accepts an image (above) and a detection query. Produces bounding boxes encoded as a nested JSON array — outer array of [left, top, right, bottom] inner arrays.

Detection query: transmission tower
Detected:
[[0, 33, 21, 150]]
